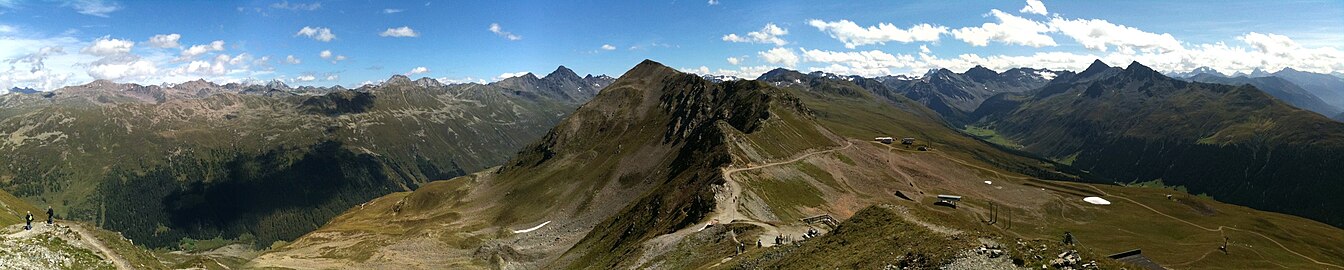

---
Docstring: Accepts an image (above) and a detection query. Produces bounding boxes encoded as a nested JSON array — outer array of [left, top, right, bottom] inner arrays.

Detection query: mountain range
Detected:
[[0, 66, 612, 249], [242, 60, 1344, 269], [973, 60, 1344, 227], [1169, 66, 1344, 118], [3, 59, 1344, 269]]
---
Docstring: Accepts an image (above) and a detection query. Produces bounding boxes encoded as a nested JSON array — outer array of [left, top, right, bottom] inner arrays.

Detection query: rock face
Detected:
[[0, 67, 615, 249]]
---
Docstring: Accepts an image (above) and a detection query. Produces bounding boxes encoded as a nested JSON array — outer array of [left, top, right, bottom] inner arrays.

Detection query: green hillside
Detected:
[[973, 60, 1344, 227], [0, 70, 609, 248]]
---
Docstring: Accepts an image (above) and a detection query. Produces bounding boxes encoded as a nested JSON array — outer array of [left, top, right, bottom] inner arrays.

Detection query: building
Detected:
[[901, 138, 916, 145], [875, 137, 894, 144], [936, 195, 962, 208]]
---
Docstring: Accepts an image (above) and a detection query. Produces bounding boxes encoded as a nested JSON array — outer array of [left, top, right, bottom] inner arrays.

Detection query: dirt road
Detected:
[[66, 222, 136, 270]]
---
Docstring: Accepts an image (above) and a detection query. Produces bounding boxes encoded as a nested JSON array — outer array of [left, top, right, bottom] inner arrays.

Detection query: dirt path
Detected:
[[66, 222, 135, 270], [1079, 184, 1343, 269], [702, 141, 854, 243]]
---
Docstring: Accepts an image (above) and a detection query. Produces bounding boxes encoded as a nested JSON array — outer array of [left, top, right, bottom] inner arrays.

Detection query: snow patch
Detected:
[[511, 220, 551, 234], [1082, 197, 1111, 205]]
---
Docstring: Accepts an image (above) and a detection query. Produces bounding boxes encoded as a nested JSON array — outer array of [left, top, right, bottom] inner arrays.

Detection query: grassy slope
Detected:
[[0, 188, 39, 226]]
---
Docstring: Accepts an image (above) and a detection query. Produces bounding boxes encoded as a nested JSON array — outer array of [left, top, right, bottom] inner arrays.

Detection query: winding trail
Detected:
[[1078, 184, 1343, 269], [66, 222, 135, 270], [703, 140, 854, 241]]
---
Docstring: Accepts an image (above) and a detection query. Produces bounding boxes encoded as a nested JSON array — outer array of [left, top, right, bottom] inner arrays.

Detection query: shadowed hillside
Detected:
[[974, 60, 1344, 228]]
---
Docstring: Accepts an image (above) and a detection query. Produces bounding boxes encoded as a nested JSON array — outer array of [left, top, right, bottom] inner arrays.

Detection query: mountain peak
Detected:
[[545, 65, 580, 81], [384, 74, 414, 86], [1124, 61, 1162, 78], [622, 59, 679, 79], [964, 65, 998, 79], [1085, 59, 1110, 71]]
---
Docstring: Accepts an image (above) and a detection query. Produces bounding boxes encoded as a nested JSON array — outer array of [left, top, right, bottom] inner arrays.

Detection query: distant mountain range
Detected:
[[974, 60, 1344, 227], [1169, 66, 1344, 118], [0, 67, 613, 249]]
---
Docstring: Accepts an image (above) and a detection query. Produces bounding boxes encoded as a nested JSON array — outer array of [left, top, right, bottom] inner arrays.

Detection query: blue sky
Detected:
[[1, 0, 1342, 90]]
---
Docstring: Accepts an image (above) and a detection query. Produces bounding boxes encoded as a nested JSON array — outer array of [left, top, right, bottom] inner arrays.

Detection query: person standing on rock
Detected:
[[46, 206, 54, 225], [24, 211, 33, 230]]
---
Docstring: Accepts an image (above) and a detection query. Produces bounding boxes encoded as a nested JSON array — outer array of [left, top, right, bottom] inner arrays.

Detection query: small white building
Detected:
[[875, 137, 894, 144]]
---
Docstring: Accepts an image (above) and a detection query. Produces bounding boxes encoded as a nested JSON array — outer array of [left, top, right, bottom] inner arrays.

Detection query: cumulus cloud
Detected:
[[759, 47, 799, 67], [496, 71, 530, 80], [708, 0, 719, 5], [801, 48, 917, 77], [80, 36, 134, 56], [1020, 0, 1047, 15], [489, 23, 521, 41], [270, 1, 320, 11], [727, 57, 741, 65], [293, 74, 317, 82], [601, 44, 616, 51], [295, 26, 336, 42], [379, 26, 419, 37], [285, 55, 301, 64], [722, 23, 789, 46], [147, 33, 181, 48], [1049, 17, 1182, 53], [808, 20, 946, 48], [88, 59, 157, 80], [180, 40, 225, 59], [951, 9, 1056, 47], [319, 50, 347, 63], [407, 66, 429, 75]]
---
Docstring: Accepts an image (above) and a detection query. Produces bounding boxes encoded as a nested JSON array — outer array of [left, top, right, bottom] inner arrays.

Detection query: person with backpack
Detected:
[[24, 211, 33, 230], [46, 206, 54, 225]]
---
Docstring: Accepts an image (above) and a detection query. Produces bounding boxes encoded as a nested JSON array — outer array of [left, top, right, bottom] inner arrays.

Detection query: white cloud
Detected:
[[80, 36, 134, 56], [66, 0, 121, 17], [147, 33, 181, 48], [722, 23, 789, 46], [801, 48, 917, 77], [88, 59, 158, 80], [325, 74, 338, 81], [1020, 0, 1047, 15], [601, 44, 616, 51], [727, 57, 741, 65], [951, 9, 1056, 47], [1049, 17, 1182, 53], [680, 65, 774, 79], [383, 8, 403, 14], [293, 74, 316, 82], [489, 23, 521, 41], [319, 50, 346, 63], [0, 24, 16, 33], [380, 26, 419, 37], [407, 66, 429, 75], [807, 20, 946, 48], [295, 26, 336, 42], [759, 47, 799, 67], [270, 1, 320, 11], [707, 0, 719, 5], [180, 40, 225, 59], [285, 55, 301, 64], [496, 71, 530, 80]]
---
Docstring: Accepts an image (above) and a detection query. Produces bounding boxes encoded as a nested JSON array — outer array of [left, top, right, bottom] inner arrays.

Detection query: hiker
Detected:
[[24, 211, 33, 230], [46, 206, 54, 225], [1063, 231, 1075, 246], [756, 239, 761, 248]]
